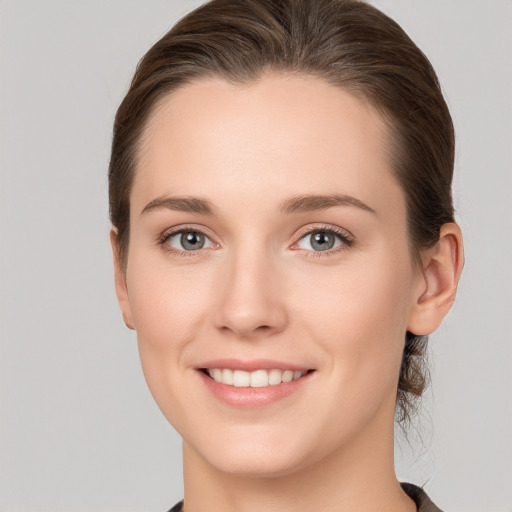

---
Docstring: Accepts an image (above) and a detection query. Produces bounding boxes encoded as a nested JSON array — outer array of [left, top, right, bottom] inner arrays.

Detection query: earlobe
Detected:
[[110, 228, 135, 330], [407, 223, 464, 336]]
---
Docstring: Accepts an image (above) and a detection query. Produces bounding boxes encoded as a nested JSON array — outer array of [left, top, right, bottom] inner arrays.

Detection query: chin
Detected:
[[184, 424, 320, 479], [206, 449, 309, 479]]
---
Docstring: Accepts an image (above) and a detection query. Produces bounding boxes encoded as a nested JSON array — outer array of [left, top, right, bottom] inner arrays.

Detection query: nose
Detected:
[[214, 246, 288, 339]]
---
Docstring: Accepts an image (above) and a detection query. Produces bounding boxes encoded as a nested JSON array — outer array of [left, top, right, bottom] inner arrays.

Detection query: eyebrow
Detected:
[[140, 193, 376, 217], [280, 194, 377, 215], [140, 195, 216, 216]]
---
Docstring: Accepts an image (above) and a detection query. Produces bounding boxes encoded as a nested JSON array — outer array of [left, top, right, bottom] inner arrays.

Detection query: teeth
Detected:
[[268, 369, 282, 385], [206, 368, 307, 387], [233, 370, 250, 387], [222, 368, 234, 385], [282, 370, 293, 383], [250, 369, 268, 388]]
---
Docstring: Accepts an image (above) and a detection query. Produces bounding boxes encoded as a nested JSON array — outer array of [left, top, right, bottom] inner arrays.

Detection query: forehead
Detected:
[[133, 74, 403, 218]]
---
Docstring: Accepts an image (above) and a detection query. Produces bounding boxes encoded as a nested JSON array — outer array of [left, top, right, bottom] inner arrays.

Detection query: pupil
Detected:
[[181, 231, 204, 250], [311, 232, 334, 251]]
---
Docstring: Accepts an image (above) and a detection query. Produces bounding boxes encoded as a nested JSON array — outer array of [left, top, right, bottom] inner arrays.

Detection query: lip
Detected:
[[198, 358, 311, 372], [196, 359, 315, 409]]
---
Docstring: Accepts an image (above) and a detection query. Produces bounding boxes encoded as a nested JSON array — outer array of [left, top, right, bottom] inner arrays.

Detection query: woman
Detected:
[[109, 1, 463, 510]]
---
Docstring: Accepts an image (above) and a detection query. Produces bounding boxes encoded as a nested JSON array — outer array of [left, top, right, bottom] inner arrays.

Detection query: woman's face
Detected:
[[116, 75, 426, 477]]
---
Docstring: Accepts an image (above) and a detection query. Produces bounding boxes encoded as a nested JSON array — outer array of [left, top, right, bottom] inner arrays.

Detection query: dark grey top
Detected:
[[401, 483, 443, 512], [167, 482, 443, 511]]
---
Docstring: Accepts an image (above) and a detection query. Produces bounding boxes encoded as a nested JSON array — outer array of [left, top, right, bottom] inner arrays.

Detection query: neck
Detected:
[[181, 410, 415, 512]]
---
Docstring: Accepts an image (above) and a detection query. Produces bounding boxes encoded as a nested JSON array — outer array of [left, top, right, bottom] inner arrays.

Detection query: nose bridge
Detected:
[[214, 236, 287, 338]]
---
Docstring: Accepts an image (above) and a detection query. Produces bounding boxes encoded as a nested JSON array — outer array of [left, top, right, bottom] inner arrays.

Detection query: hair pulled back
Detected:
[[109, 0, 455, 426]]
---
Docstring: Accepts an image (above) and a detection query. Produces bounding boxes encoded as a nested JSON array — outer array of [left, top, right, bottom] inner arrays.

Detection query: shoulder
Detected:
[[167, 486, 443, 512], [166, 500, 183, 512], [401, 482, 444, 512]]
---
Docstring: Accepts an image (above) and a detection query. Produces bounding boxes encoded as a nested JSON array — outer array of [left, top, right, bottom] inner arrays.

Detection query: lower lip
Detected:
[[198, 370, 314, 408]]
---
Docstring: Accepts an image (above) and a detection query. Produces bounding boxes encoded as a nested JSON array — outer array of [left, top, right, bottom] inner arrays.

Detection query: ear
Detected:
[[110, 228, 135, 330], [407, 223, 464, 336]]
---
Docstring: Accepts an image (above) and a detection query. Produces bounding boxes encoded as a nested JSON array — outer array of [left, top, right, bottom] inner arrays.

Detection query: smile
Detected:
[[204, 368, 308, 387]]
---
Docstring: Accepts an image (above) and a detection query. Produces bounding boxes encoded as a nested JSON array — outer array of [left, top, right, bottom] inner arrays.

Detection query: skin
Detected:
[[112, 74, 463, 512]]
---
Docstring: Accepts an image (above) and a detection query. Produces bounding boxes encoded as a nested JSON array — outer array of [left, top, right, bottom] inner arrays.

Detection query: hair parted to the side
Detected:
[[109, 0, 455, 427]]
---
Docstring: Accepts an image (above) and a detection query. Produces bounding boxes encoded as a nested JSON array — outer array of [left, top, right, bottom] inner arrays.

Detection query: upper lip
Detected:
[[198, 358, 312, 372]]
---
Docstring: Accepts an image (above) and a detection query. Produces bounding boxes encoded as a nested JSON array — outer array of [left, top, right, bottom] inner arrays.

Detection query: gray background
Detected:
[[0, 1, 510, 511]]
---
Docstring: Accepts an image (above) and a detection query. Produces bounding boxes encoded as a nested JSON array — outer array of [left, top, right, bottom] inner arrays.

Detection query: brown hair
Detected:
[[109, 0, 455, 425]]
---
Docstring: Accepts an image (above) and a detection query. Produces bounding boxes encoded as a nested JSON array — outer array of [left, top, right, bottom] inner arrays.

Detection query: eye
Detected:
[[164, 230, 215, 251], [295, 229, 349, 252]]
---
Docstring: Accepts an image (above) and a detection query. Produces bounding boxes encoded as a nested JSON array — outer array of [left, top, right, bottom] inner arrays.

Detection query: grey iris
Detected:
[[311, 231, 335, 251], [181, 231, 205, 250]]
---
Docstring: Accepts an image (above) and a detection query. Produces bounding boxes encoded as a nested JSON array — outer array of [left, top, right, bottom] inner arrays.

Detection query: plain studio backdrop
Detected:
[[0, 1, 510, 511]]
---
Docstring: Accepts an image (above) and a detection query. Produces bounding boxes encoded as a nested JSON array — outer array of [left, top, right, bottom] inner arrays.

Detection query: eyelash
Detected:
[[157, 224, 354, 258], [291, 224, 354, 258], [157, 224, 215, 258]]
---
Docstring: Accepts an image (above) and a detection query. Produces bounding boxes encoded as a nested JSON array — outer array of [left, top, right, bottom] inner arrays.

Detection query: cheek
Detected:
[[125, 252, 215, 403], [287, 260, 413, 450], [126, 265, 219, 446], [127, 255, 211, 346], [294, 253, 413, 389]]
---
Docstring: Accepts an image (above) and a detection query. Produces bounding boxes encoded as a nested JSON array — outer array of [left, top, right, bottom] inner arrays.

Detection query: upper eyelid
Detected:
[[293, 223, 354, 241], [159, 224, 215, 242]]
